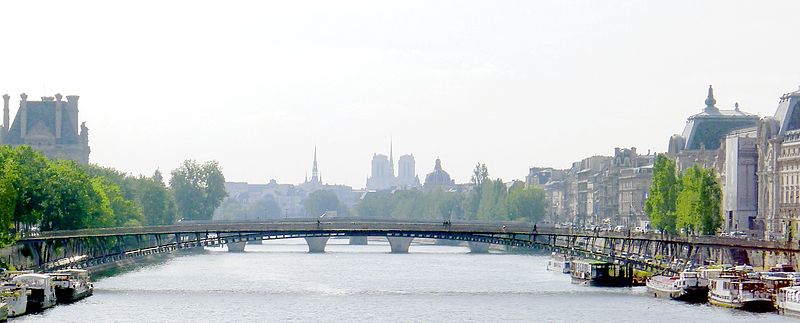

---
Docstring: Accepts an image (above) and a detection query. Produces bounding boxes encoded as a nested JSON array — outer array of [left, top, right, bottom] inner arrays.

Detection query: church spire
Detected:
[[311, 146, 319, 183], [704, 85, 718, 112]]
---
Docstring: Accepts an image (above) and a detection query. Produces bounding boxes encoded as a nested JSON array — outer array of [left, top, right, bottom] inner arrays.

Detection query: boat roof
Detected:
[[56, 269, 88, 273], [11, 273, 50, 280], [572, 259, 610, 265]]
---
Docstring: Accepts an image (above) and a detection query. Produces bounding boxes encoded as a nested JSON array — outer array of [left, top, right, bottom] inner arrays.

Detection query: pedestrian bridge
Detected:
[[13, 218, 800, 272]]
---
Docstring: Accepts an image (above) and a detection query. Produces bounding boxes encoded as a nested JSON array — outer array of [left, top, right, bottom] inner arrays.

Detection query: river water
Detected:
[[15, 238, 795, 322]]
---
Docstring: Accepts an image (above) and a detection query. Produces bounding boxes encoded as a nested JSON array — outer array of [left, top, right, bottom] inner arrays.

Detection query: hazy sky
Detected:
[[2, 1, 800, 188]]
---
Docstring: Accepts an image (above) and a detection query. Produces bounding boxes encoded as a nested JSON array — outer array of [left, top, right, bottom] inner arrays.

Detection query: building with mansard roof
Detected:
[[755, 86, 800, 241], [668, 86, 759, 171], [0, 93, 90, 164]]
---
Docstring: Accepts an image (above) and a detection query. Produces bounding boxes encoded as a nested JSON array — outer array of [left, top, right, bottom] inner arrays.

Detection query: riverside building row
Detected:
[[526, 147, 655, 228], [528, 85, 800, 242]]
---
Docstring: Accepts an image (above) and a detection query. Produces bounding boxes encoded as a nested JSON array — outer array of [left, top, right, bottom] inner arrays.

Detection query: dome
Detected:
[[424, 158, 454, 189]]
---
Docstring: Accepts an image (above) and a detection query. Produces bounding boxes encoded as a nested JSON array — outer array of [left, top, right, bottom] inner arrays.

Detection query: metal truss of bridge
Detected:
[[12, 218, 800, 272]]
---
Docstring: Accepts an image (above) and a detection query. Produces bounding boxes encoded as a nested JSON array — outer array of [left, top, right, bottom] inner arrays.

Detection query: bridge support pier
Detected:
[[349, 236, 368, 245], [227, 242, 246, 252], [305, 237, 329, 253], [387, 237, 413, 253], [467, 241, 490, 253]]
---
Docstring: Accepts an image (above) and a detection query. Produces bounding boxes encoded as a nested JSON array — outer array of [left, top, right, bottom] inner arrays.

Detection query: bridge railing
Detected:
[[18, 219, 800, 252]]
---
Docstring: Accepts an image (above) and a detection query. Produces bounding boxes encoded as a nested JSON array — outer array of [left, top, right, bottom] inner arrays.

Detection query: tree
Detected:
[[506, 186, 547, 223], [0, 155, 19, 244], [462, 163, 490, 220], [426, 190, 462, 220], [304, 190, 341, 217], [169, 160, 227, 220], [676, 165, 721, 235], [470, 163, 489, 187], [139, 171, 178, 225], [9, 146, 52, 229], [356, 191, 393, 218], [41, 160, 102, 230], [246, 194, 282, 220], [389, 190, 424, 219], [477, 179, 508, 220], [645, 154, 679, 234]]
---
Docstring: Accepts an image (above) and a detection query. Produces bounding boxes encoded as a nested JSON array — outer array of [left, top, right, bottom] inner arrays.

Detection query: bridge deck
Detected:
[[19, 219, 800, 253]]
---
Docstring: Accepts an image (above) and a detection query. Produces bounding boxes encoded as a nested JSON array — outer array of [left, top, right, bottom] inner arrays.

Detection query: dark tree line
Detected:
[[0, 146, 227, 245]]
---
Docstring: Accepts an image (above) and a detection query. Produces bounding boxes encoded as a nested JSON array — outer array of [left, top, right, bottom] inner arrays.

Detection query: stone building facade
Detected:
[[217, 150, 362, 219], [712, 85, 800, 241], [754, 87, 800, 241], [366, 143, 420, 190], [719, 129, 759, 234], [1, 93, 90, 163], [528, 148, 654, 227]]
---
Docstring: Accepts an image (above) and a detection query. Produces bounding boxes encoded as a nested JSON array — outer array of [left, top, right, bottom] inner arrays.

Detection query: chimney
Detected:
[[20, 93, 28, 139], [66, 95, 79, 135], [55, 93, 63, 139], [631, 147, 637, 156], [2, 94, 9, 132]]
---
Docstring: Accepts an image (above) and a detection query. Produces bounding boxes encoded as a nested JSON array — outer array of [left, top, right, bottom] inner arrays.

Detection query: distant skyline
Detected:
[[2, 1, 800, 188]]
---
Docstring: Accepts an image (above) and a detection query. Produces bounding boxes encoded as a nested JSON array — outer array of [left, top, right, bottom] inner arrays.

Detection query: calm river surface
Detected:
[[15, 239, 796, 322]]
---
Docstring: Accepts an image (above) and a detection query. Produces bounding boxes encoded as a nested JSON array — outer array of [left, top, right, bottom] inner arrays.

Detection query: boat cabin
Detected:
[[571, 259, 632, 287]]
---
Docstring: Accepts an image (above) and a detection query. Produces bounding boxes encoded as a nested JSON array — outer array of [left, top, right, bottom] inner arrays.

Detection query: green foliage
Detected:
[[217, 194, 282, 220], [169, 160, 227, 220], [90, 177, 144, 227], [506, 186, 547, 223], [470, 163, 489, 187], [8, 146, 52, 229], [676, 165, 722, 235], [0, 155, 19, 244], [356, 189, 463, 220], [645, 155, 722, 236], [40, 160, 101, 230], [304, 190, 343, 217], [356, 191, 393, 218], [477, 179, 508, 220], [0, 146, 193, 243], [138, 171, 178, 225], [645, 154, 679, 234], [82, 165, 176, 226]]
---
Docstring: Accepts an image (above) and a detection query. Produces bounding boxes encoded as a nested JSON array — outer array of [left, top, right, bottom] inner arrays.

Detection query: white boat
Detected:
[[777, 286, 800, 318], [546, 252, 571, 274], [0, 281, 28, 317], [11, 273, 57, 312], [708, 273, 773, 312], [646, 271, 707, 302], [50, 269, 94, 303]]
